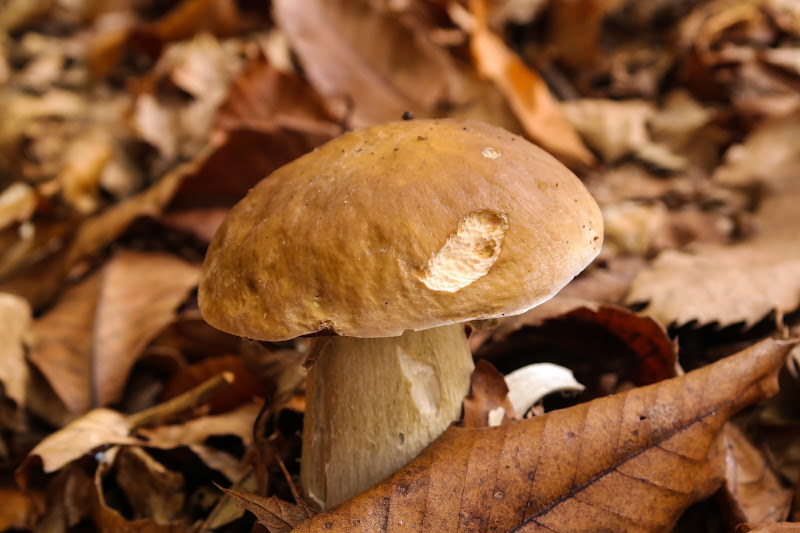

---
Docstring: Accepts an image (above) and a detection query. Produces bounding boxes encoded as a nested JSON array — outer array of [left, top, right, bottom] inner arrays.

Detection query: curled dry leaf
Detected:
[[461, 360, 519, 429], [720, 423, 792, 525], [115, 446, 185, 524], [221, 486, 316, 533], [91, 447, 189, 533], [29, 249, 199, 413], [16, 408, 139, 488], [476, 305, 678, 395], [0, 293, 31, 407], [289, 338, 794, 532], [467, 0, 595, 167]]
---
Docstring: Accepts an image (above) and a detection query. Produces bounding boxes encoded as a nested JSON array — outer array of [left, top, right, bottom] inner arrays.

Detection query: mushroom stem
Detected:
[[301, 324, 475, 509]]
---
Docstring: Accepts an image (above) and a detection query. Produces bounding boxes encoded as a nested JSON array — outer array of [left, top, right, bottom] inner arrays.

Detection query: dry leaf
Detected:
[[626, 236, 800, 329], [628, 110, 800, 329], [29, 270, 102, 414], [93, 249, 199, 406], [461, 360, 519, 429], [29, 250, 199, 413], [91, 447, 189, 533], [273, 0, 461, 127], [115, 447, 185, 523], [467, 0, 595, 167], [476, 305, 678, 395], [720, 423, 793, 525], [0, 293, 31, 407], [17, 408, 139, 487], [221, 486, 316, 533], [290, 338, 793, 531]]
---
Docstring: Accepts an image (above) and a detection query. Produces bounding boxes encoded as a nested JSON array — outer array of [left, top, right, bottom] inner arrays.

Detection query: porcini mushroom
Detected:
[[198, 119, 603, 509]]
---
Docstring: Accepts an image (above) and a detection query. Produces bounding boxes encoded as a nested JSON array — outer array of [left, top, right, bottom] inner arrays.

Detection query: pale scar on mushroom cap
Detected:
[[198, 119, 603, 341]]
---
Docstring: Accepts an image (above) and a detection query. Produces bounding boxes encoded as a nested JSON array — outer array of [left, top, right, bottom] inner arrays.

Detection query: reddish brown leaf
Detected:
[[291, 338, 793, 532], [171, 54, 341, 209], [467, 0, 595, 167], [720, 424, 793, 525], [220, 486, 316, 533], [273, 0, 461, 127], [475, 305, 678, 399], [461, 360, 519, 428]]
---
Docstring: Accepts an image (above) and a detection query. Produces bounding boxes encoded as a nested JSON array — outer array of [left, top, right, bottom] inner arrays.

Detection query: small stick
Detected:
[[128, 371, 235, 430]]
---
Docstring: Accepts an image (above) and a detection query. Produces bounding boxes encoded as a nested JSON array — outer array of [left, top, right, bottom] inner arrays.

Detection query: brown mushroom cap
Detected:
[[199, 119, 603, 341]]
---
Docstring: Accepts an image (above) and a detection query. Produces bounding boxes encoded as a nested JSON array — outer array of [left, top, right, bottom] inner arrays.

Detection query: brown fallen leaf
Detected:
[[29, 249, 199, 413], [170, 53, 341, 210], [625, 235, 800, 330], [467, 0, 595, 168], [273, 0, 461, 127], [0, 293, 31, 407], [288, 338, 793, 532], [115, 446, 185, 523], [92, 249, 200, 406], [91, 446, 190, 533], [460, 360, 519, 429], [475, 305, 678, 398], [221, 486, 316, 533], [627, 113, 800, 330], [720, 423, 793, 525], [738, 523, 800, 532]]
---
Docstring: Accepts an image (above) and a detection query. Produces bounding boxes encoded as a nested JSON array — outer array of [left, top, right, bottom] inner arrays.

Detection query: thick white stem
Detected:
[[300, 324, 474, 509]]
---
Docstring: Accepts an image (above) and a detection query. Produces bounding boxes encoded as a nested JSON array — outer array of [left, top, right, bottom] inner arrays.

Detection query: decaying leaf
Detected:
[[466, 0, 595, 167], [720, 423, 793, 525], [626, 238, 800, 329], [221, 486, 316, 533], [461, 360, 519, 429], [273, 0, 461, 127], [29, 249, 199, 413], [284, 338, 793, 531], [0, 293, 31, 407], [17, 408, 139, 487]]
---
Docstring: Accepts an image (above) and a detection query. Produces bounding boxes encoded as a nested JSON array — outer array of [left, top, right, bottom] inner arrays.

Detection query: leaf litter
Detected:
[[2, 0, 800, 531]]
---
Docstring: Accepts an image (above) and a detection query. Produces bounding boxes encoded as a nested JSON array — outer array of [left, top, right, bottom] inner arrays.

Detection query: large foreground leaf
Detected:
[[290, 338, 793, 532]]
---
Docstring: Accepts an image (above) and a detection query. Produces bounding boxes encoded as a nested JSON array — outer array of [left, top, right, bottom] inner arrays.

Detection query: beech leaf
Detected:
[[291, 338, 794, 532], [220, 486, 316, 533]]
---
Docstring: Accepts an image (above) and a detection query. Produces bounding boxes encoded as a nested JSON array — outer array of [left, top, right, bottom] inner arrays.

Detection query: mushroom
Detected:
[[198, 118, 603, 509]]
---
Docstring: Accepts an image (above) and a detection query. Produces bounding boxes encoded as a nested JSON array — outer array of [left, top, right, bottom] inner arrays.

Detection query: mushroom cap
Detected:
[[199, 119, 603, 341]]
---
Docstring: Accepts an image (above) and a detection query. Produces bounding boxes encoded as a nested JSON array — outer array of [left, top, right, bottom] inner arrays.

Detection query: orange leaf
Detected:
[[291, 338, 793, 532], [468, 0, 595, 167]]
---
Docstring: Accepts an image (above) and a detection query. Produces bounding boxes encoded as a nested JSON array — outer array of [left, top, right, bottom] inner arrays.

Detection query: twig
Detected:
[[128, 371, 235, 430]]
